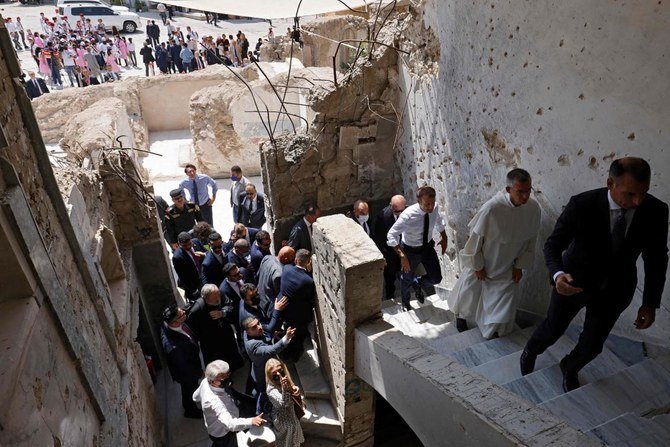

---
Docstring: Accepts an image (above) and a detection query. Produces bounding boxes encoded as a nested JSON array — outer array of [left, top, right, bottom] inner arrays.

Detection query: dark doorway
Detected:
[[373, 391, 423, 446]]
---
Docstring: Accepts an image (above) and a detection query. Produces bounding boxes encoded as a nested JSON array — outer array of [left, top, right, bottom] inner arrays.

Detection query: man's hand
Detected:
[[208, 196, 216, 206], [555, 273, 583, 296], [273, 330, 283, 341], [209, 310, 223, 320], [475, 268, 486, 281], [251, 413, 266, 426], [635, 305, 656, 329], [400, 255, 410, 273], [171, 243, 178, 250], [512, 267, 523, 284], [194, 251, 206, 259], [439, 236, 448, 255], [285, 327, 296, 341], [275, 296, 288, 311]]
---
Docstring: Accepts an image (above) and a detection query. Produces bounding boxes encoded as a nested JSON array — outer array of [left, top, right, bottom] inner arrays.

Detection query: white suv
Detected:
[[58, 3, 141, 33], [57, 0, 130, 11]]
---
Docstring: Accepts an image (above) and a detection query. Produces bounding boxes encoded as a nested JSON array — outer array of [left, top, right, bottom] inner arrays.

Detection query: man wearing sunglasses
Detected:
[[202, 232, 229, 286]]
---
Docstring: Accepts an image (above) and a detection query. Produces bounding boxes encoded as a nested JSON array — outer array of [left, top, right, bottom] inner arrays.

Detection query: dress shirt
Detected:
[[169, 324, 196, 343], [193, 381, 253, 438], [180, 174, 218, 206], [231, 176, 249, 206], [226, 279, 243, 295], [387, 203, 446, 248], [552, 190, 637, 282]]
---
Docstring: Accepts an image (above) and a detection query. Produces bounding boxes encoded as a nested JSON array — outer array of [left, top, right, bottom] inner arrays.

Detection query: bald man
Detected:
[[350, 199, 373, 238], [258, 246, 296, 314], [374, 195, 407, 300]]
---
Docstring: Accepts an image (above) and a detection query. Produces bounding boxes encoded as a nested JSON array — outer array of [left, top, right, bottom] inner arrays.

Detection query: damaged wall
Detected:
[[261, 37, 402, 245], [0, 22, 172, 444], [396, 0, 670, 343]]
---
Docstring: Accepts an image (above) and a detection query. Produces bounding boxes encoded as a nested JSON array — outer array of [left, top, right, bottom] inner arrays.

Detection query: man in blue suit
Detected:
[[237, 183, 266, 229], [287, 204, 320, 252], [172, 232, 205, 302], [250, 230, 272, 274], [238, 283, 286, 334], [279, 249, 315, 362], [227, 238, 255, 283], [201, 232, 228, 286]]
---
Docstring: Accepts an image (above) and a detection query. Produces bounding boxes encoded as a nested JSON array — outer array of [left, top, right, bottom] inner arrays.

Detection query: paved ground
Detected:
[[0, 1, 293, 84]]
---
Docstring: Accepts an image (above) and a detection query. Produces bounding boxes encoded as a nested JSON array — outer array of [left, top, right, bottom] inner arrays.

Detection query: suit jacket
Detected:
[[186, 297, 238, 366], [244, 333, 288, 390], [350, 214, 373, 239], [25, 78, 49, 100], [544, 188, 668, 308], [280, 264, 315, 327], [160, 322, 202, 384], [238, 300, 282, 334], [250, 242, 270, 274], [201, 251, 226, 286], [172, 247, 204, 298], [287, 218, 312, 252], [257, 256, 283, 315], [374, 205, 396, 252], [219, 279, 244, 329], [237, 192, 266, 229]]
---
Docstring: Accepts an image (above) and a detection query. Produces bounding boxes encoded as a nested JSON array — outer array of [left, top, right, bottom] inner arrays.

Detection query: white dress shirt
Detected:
[[387, 203, 446, 248], [192, 380, 253, 438]]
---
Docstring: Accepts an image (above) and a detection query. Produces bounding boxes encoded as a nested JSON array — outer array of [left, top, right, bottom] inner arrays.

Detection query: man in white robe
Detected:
[[449, 169, 541, 339]]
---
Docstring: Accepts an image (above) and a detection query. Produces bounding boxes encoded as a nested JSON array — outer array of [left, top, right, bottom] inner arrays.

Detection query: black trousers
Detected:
[[382, 249, 401, 299], [525, 285, 634, 374], [210, 432, 237, 447], [180, 377, 200, 414]]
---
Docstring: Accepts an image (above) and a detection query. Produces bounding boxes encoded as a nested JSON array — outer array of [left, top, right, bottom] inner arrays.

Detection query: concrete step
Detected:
[[538, 359, 670, 432], [382, 299, 459, 341], [586, 412, 670, 446], [293, 336, 331, 400], [501, 338, 628, 404], [450, 326, 536, 368], [301, 397, 342, 442], [425, 327, 487, 356]]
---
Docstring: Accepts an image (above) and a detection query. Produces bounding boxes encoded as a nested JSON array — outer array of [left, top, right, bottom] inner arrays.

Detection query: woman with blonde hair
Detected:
[[265, 359, 304, 446]]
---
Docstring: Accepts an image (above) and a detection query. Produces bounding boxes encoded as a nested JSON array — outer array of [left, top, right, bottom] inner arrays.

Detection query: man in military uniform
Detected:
[[165, 188, 204, 250]]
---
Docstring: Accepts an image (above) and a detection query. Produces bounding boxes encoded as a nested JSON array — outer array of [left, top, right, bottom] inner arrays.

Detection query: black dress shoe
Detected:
[[402, 303, 413, 312], [455, 318, 468, 332], [560, 358, 580, 392], [519, 349, 537, 376], [414, 284, 425, 304]]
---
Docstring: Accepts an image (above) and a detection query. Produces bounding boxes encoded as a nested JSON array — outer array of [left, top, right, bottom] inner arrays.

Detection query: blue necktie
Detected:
[[192, 179, 199, 205]]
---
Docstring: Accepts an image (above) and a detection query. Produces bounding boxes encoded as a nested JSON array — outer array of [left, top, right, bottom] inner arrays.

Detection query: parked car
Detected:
[[57, 0, 130, 12], [58, 3, 141, 33]]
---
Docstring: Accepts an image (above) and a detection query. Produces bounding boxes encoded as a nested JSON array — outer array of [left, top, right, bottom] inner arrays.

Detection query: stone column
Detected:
[[312, 214, 385, 446]]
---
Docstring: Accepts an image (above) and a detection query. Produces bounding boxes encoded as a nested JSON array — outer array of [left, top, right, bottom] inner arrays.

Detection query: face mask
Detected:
[[357, 214, 369, 224], [230, 175, 239, 182], [251, 294, 261, 306]]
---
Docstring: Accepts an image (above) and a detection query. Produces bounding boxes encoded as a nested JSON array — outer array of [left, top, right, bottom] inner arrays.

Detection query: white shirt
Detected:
[[387, 203, 446, 248], [231, 176, 249, 206], [6, 22, 17, 33], [168, 324, 195, 343], [157, 3, 167, 12], [62, 49, 76, 66], [15, 21, 24, 32], [192, 380, 253, 438], [127, 42, 135, 51], [226, 278, 243, 295]]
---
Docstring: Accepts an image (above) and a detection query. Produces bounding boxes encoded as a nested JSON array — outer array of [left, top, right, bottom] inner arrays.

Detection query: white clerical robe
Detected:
[[449, 191, 541, 338]]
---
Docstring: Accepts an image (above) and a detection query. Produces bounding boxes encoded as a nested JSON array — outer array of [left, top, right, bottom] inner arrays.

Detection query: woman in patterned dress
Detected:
[[265, 359, 304, 447]]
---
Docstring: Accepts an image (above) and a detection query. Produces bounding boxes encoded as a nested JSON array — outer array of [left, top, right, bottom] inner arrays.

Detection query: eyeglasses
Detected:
[[212, 245, 223, 251]]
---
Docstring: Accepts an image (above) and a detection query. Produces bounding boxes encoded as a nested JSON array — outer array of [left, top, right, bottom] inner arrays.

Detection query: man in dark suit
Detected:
[[250, 230, 272, 274], [238, 283, 286, 334], [374, 195, 406, 300], [25, 71, 49, 100], [201, 232, 228, 286], [187, 284, 244, 371], [227, 238, 255, 283], [160, 304, 203, 418], [257, 246, 295, 315], [521, 157, 668, 392], [225, 223, 259, 253], [237, 184, 266, 229], [350, 199, 373, 238], [287, 204, 320, 252], [219, 263, 245, 332], [172, 232, 205, 302], [279, 249, 316, 362]]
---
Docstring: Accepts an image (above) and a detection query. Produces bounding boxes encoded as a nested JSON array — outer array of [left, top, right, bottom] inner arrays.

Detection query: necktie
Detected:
[[611, 209, 628, 255], [192, 179, 199, 205], [248, 198, 253, 214], [34, 79, 42, 94], [422, 212, 429, 247], [181, 323, 198, 344]]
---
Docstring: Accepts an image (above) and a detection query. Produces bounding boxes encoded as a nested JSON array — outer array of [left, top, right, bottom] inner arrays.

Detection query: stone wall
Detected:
[[0, 22, 166, 445], [301, 15, 369, 69], [396, 0, 670, 343], [312, 214, 385, 446]]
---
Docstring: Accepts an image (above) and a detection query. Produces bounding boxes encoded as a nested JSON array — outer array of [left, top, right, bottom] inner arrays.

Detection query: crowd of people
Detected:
[[10, 6, 273, 100], [158, 163, 314, 446]]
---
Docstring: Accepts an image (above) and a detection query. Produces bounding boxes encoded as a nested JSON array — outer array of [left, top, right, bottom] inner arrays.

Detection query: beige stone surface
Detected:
[[260, 35, 304, 62], [302, 15, 369, 69]]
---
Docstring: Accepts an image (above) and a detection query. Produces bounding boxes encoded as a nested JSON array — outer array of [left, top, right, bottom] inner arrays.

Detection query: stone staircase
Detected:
[[381, 294, 670, 446], [285, 324, 341, 446]]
